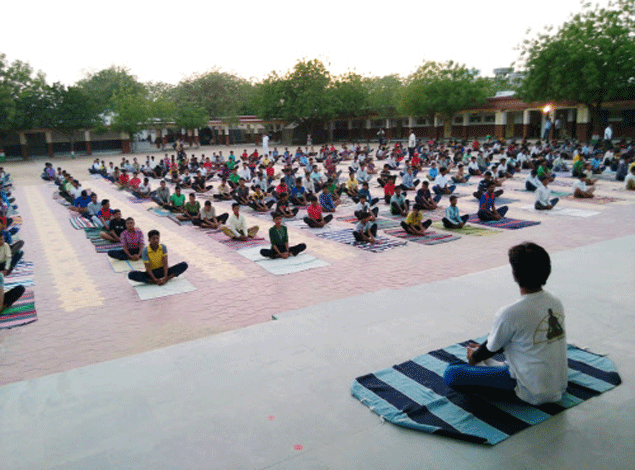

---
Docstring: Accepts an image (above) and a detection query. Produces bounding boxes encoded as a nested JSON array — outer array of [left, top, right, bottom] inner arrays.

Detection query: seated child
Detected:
[[534, 175, 559, 210], [442, 195, 470, 228], [193, 200, 229, 228], [353, 212, 377, 243], [127, 230, 188, 285], [478, 182, 508, 221], [176, 193, 201, 221], [303, 195, 333, 228], [260, 212, 307, 259], [390, 186, 409, 216], [400, 204, 432, 235]]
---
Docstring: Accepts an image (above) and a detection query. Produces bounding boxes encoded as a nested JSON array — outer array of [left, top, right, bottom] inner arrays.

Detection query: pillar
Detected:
[[494, 111, 506, 139], [224, 125, 230, 146], [84, 130, 92, 155], [347, 120, 353, 141], [19, 132, 28, 160], [576, 106, 591, 141], [522, 110, 531, 138], [121, 132, 131, 154], [45, 131, 54, 158], [194, 128, 199, 147]]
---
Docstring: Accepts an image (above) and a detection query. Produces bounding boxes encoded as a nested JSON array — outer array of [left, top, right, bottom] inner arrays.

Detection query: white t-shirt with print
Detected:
[[487, 290, 567, 405]]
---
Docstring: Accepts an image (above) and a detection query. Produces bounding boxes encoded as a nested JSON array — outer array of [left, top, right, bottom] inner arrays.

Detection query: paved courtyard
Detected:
[[0, 146, 634, 469]]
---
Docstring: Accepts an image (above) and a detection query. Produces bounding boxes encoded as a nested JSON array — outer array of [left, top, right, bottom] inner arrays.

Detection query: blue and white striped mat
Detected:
[[351, 340, 621, 445]]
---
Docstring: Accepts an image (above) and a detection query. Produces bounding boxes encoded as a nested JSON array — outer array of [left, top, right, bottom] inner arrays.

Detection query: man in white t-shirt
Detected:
[[624, 166, 635, 190], [534, 175, 559, 210], [408, 130, 416, 158], [443, 242, 568, 405], [572, 173, 596, 198]]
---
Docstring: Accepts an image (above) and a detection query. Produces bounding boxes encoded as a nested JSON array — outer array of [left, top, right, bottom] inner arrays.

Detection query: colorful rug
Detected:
[[468, 215, 541, 230], [336, 217, 402, 230], [0, 290, 37, 329], [236, 246, 330, 275], [316, 228, 407, 253], [514, 189, 571, 197], [351, 339, 621, 445], [69, 216, 97, 230], [563, 195, 624, 205], [551, 179, 575, 188], [431, 221, 500, 236], [207, 231, 269, 249], [383, 228, 461, 245], [95, 243, 123, 253], [495, 197, 520, 205]]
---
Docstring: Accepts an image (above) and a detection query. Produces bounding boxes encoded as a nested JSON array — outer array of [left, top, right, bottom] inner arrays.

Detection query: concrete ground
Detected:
[[0, 146, 633, 469]]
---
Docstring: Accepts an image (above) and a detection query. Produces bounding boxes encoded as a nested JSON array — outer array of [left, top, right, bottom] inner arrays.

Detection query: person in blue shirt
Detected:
[[478, 182, 508, 221], [318, 184, 338, 212], [390, 186, 409, 216], [353, 212, 377, 243], [290, 178, 308, 206], [70, 190, 92, 215], [357, 182, 379, 206], [400, 167, 420, 191], [442, 195, 470, 229], [428, 162, 438, 180]]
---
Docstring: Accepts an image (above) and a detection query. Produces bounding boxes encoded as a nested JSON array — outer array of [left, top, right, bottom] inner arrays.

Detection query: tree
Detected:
[[45, 84, 99, 154], [331, 72, 368, 118], [517, 0, 635, 135], [256, 59, 335, 140], [401, 61, 489, 127], [77, 66, 146, 114], [110, 89, 151, 151], [362, 75, 403, 117], [174, 103, 209, 132], [172, 70, 254, 119]]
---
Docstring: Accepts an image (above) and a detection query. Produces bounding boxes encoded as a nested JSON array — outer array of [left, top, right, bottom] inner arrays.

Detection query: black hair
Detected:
[[148, 229, 160, 239], [232, 202, 240, 208], [101, 199, 109, 206], [508, 242, 551, 290], [271, 211, 282, 219]]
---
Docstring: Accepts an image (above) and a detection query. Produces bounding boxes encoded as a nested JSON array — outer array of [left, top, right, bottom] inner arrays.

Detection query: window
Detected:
[[372, 119, 384, 128], [469, 114, 482, 123], [453, 115, 464, 125], [335, 121, 347, 130], [415, 117, 429, 126], [483, 114, 495, 123], [402, 118, 410, 127], [351, 120, 364, 129]]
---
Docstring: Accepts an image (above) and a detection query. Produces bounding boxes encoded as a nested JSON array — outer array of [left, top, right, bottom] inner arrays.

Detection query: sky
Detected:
[[1, 0, 607, 86]]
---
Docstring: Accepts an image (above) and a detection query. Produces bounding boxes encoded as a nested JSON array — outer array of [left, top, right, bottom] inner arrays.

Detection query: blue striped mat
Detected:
[[351, 340, 621, 445]]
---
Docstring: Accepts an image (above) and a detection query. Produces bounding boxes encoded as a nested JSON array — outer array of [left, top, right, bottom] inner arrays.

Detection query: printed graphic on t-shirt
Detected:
[[533, 309, 565, 344]]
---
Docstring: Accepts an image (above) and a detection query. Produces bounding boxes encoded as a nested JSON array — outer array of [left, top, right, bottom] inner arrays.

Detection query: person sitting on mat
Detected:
[[107, 217, 144, 261], [318, 184, 339, 213], [354, 193, 379, 220], [572, 173, 596, 199], [534, 175, 559, 211], [232, 178, 251, 206], [222, 203, 259, 240], [133, 177, 152, 199], [303, 195, 333, 228], [400, 204, 432, 236], [275, 192, 299, 218], [353, 211, 378, 244], [176, 193, 201, 221], [213, 178, 233, 201], [624, 166, 635, 191], [290, 178, 308, 206], [383, 175, 396, 204], [0, 271, 25, 313], [168, 185, 186, 213], [260, 212, 307, 259], [345, 172, 359, 198], [442, 195, 470, 229], [443, 242, 567, 405], [100, 209, 126, 243], [193, 200, 229, 229], [390, 185, 409, 216], [152, 180, 171, 208], [525, 169, 540, 191], [128, 230, 188, 285], [0, 235, 22, 276], [478, 182, 508, 221], [473, 171, 504, 200], [358, 182, 379, 206], [248, 186, 274, 212], [432, 167, 456, 200]]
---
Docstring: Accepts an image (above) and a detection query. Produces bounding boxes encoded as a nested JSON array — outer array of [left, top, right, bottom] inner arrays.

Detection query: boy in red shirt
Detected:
[[383, 176, 396, 204], [303, 195, 333, 228]]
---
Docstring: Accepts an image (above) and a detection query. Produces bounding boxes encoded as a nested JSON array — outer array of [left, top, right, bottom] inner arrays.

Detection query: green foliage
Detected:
[[331, 72, 368, 118], [77, 66, 146, 114], [401, 61, 489, 121], [362, 75, 403, 116], [110, 89, 151, 139], [45, 84, 99, 145], [518, 0, 635, 130], [171, 69, 253, 119], [174, 102, 209, 130]]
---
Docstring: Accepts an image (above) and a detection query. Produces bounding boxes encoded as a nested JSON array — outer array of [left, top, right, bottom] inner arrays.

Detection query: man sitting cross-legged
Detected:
[[478, 182, 509, 221], [221, 203, 259, 240], [353, 211, 378, 243], [260, 212, 307, 259], [572, 173, 596, 198], [303, 195, 333, 228], [442, 195, 470, 229], [128, 230, 188, 285], [193, 200, 229, 229], [400, 204, 432, 236]]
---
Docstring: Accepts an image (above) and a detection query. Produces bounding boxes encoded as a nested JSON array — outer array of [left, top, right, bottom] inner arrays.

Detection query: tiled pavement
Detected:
[[1, 149, 635, 385]]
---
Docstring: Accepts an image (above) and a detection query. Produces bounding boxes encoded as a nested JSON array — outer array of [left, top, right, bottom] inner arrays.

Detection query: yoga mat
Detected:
[[128, 196, 153, 203], [431, 221, 500, 236], [0, 291, 37, 329], [316, 228, 407, 253], [236, 246, 330, 275], [495, 197, 520, 205], [128, 276, 196, 301], [95, 243, 123, 253], [69, 216, 96, 230], [351, 340, 621, 445], [513, 189, 571, 197], [467, 215, 541, 230], [84, 227, 103, 238], [210, 233, 269, 249], [336, 217, 402, 230], [563, 195, 624, 204], [147, 207, 171, 217], [517, 205, 600, 218], [108, 257, 146, 273], [383, 228, 461, 245]]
